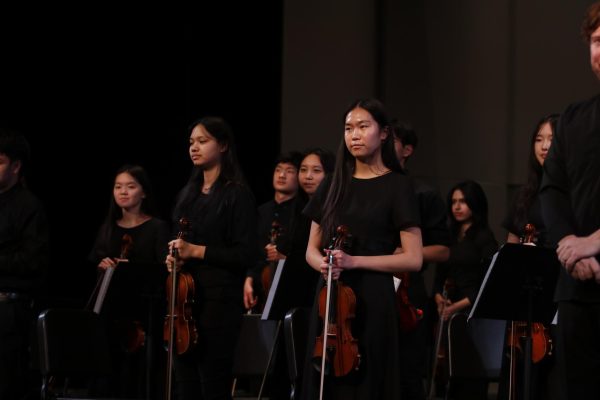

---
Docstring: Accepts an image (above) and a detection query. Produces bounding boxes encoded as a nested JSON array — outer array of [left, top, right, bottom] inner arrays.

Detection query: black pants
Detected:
[[0, 299, 33, 400], [556, 301, 600, 400]]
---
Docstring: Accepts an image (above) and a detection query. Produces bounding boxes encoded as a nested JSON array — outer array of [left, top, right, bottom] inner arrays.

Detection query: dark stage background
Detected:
[[1, 5, 283, 306]]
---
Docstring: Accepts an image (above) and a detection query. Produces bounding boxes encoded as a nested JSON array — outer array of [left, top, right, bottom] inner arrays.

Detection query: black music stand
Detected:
[[468, 243, 560, 400], [261, 260, 287, 320], [102, 261, 168, 400], [261, 258, 318, 321]]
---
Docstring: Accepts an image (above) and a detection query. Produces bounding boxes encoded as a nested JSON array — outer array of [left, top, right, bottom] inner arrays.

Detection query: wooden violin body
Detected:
[[313, 225, 360, 389], [164, 269, 198, 354], [260, 220, 281, 300], [313, 279, 360, 376], [394, 272, 423, 332], [507, 321, 553, 363]]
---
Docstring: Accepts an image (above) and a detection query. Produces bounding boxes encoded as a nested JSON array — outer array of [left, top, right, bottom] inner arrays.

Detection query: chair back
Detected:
[[283, 307, 310, 400], [231, 313, 280, 399], [447, 313, 506, 379], [37, 308, 112, 399]]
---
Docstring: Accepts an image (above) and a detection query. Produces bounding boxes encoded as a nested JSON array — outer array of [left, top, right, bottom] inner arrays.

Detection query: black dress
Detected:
[[171, 182, 257, 400], [301, 172, 420, 400], [433, 226, 498, 306]]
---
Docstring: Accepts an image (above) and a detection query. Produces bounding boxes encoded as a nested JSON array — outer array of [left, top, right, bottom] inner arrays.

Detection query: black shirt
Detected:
[[409, 177, 450, 307], [0, 183, 49, 292], [434, 226, 498, 304], [540, 93, 600, 302], [248, 196, 303, 280]]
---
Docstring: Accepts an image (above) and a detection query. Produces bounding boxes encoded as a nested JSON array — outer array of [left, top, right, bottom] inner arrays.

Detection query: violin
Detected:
[[394, 272, 423, 332], [164, 218, 198, 400], [260, 220, 281, 302], [313, 225, 360, 400], [87, 234, 146, 353], [115, 234, 145, 354], [506, 223, 553, 399]]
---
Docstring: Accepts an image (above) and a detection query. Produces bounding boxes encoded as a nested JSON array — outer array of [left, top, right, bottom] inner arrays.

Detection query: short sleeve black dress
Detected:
[[301, 172, 420, 400]]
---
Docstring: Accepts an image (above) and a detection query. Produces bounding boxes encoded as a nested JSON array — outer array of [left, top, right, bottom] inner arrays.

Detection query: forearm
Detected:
[[306, 245, 324, 273], [347, 251, 422, 273], [423, 245, 449, 264]]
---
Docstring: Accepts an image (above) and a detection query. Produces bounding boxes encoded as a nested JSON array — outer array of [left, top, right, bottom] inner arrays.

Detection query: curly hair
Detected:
[[581, 1, 600, 43]]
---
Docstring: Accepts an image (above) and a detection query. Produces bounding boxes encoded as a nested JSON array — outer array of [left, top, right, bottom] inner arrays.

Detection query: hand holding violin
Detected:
[[320, 248, 354, 280], [98, 257, 118, 270], [265, 243, 285, 262]]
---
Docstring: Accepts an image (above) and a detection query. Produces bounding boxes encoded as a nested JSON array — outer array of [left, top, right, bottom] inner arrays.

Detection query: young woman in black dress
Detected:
[[432, 179, 498, 399], [302, 99, 423, 400], [165, 116, 257, 400], [88, 164, 170, 398]]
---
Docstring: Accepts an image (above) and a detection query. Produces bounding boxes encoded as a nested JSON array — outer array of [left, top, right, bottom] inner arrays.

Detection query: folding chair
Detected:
[[283, 307, 310, 400], [231, 313, 281, 399], [447, 313, 506, 399], [37, 308, 123, 400]]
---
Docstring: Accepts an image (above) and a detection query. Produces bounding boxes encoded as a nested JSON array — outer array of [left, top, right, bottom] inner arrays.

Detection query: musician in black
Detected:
[[302, 98, 423, 399], [433, 180, 497, 399], [243, 151, 303, 312], [540, 4, 600, 397], [88, 164, 169, 398], [166, 117, 257, 400], [391, 121, 450, 400], [0, 127, 49, 399]]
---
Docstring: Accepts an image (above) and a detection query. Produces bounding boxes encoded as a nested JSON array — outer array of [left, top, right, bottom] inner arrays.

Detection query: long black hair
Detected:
[[98, 164, 158, 248], [511, 114, 559, 231], [320, 98, 402, 245], [447, 180, 490, 240], [301, 147, 336, 177], [173, 116, 248, 219]]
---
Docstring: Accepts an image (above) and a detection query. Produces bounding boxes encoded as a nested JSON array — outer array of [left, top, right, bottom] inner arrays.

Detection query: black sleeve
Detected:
[[0, 198, 49, 278], [419, 188, 450, 247], [433, 262, 448, 296], [203, 185, 258, 272], [539, 111, 575, 246], [246, 203, 269, 280], [153, 219, 171, 263]]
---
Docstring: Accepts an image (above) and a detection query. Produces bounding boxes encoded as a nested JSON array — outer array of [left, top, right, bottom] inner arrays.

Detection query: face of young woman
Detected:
[[189, 124, 223, 169], [534, 121, 553, 166], [113, 172, 145, 211], [344, 107, 387, 161], [451, 189, 473, 224], [272, 162, 298, 195], [299, 153, 325, 196]]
